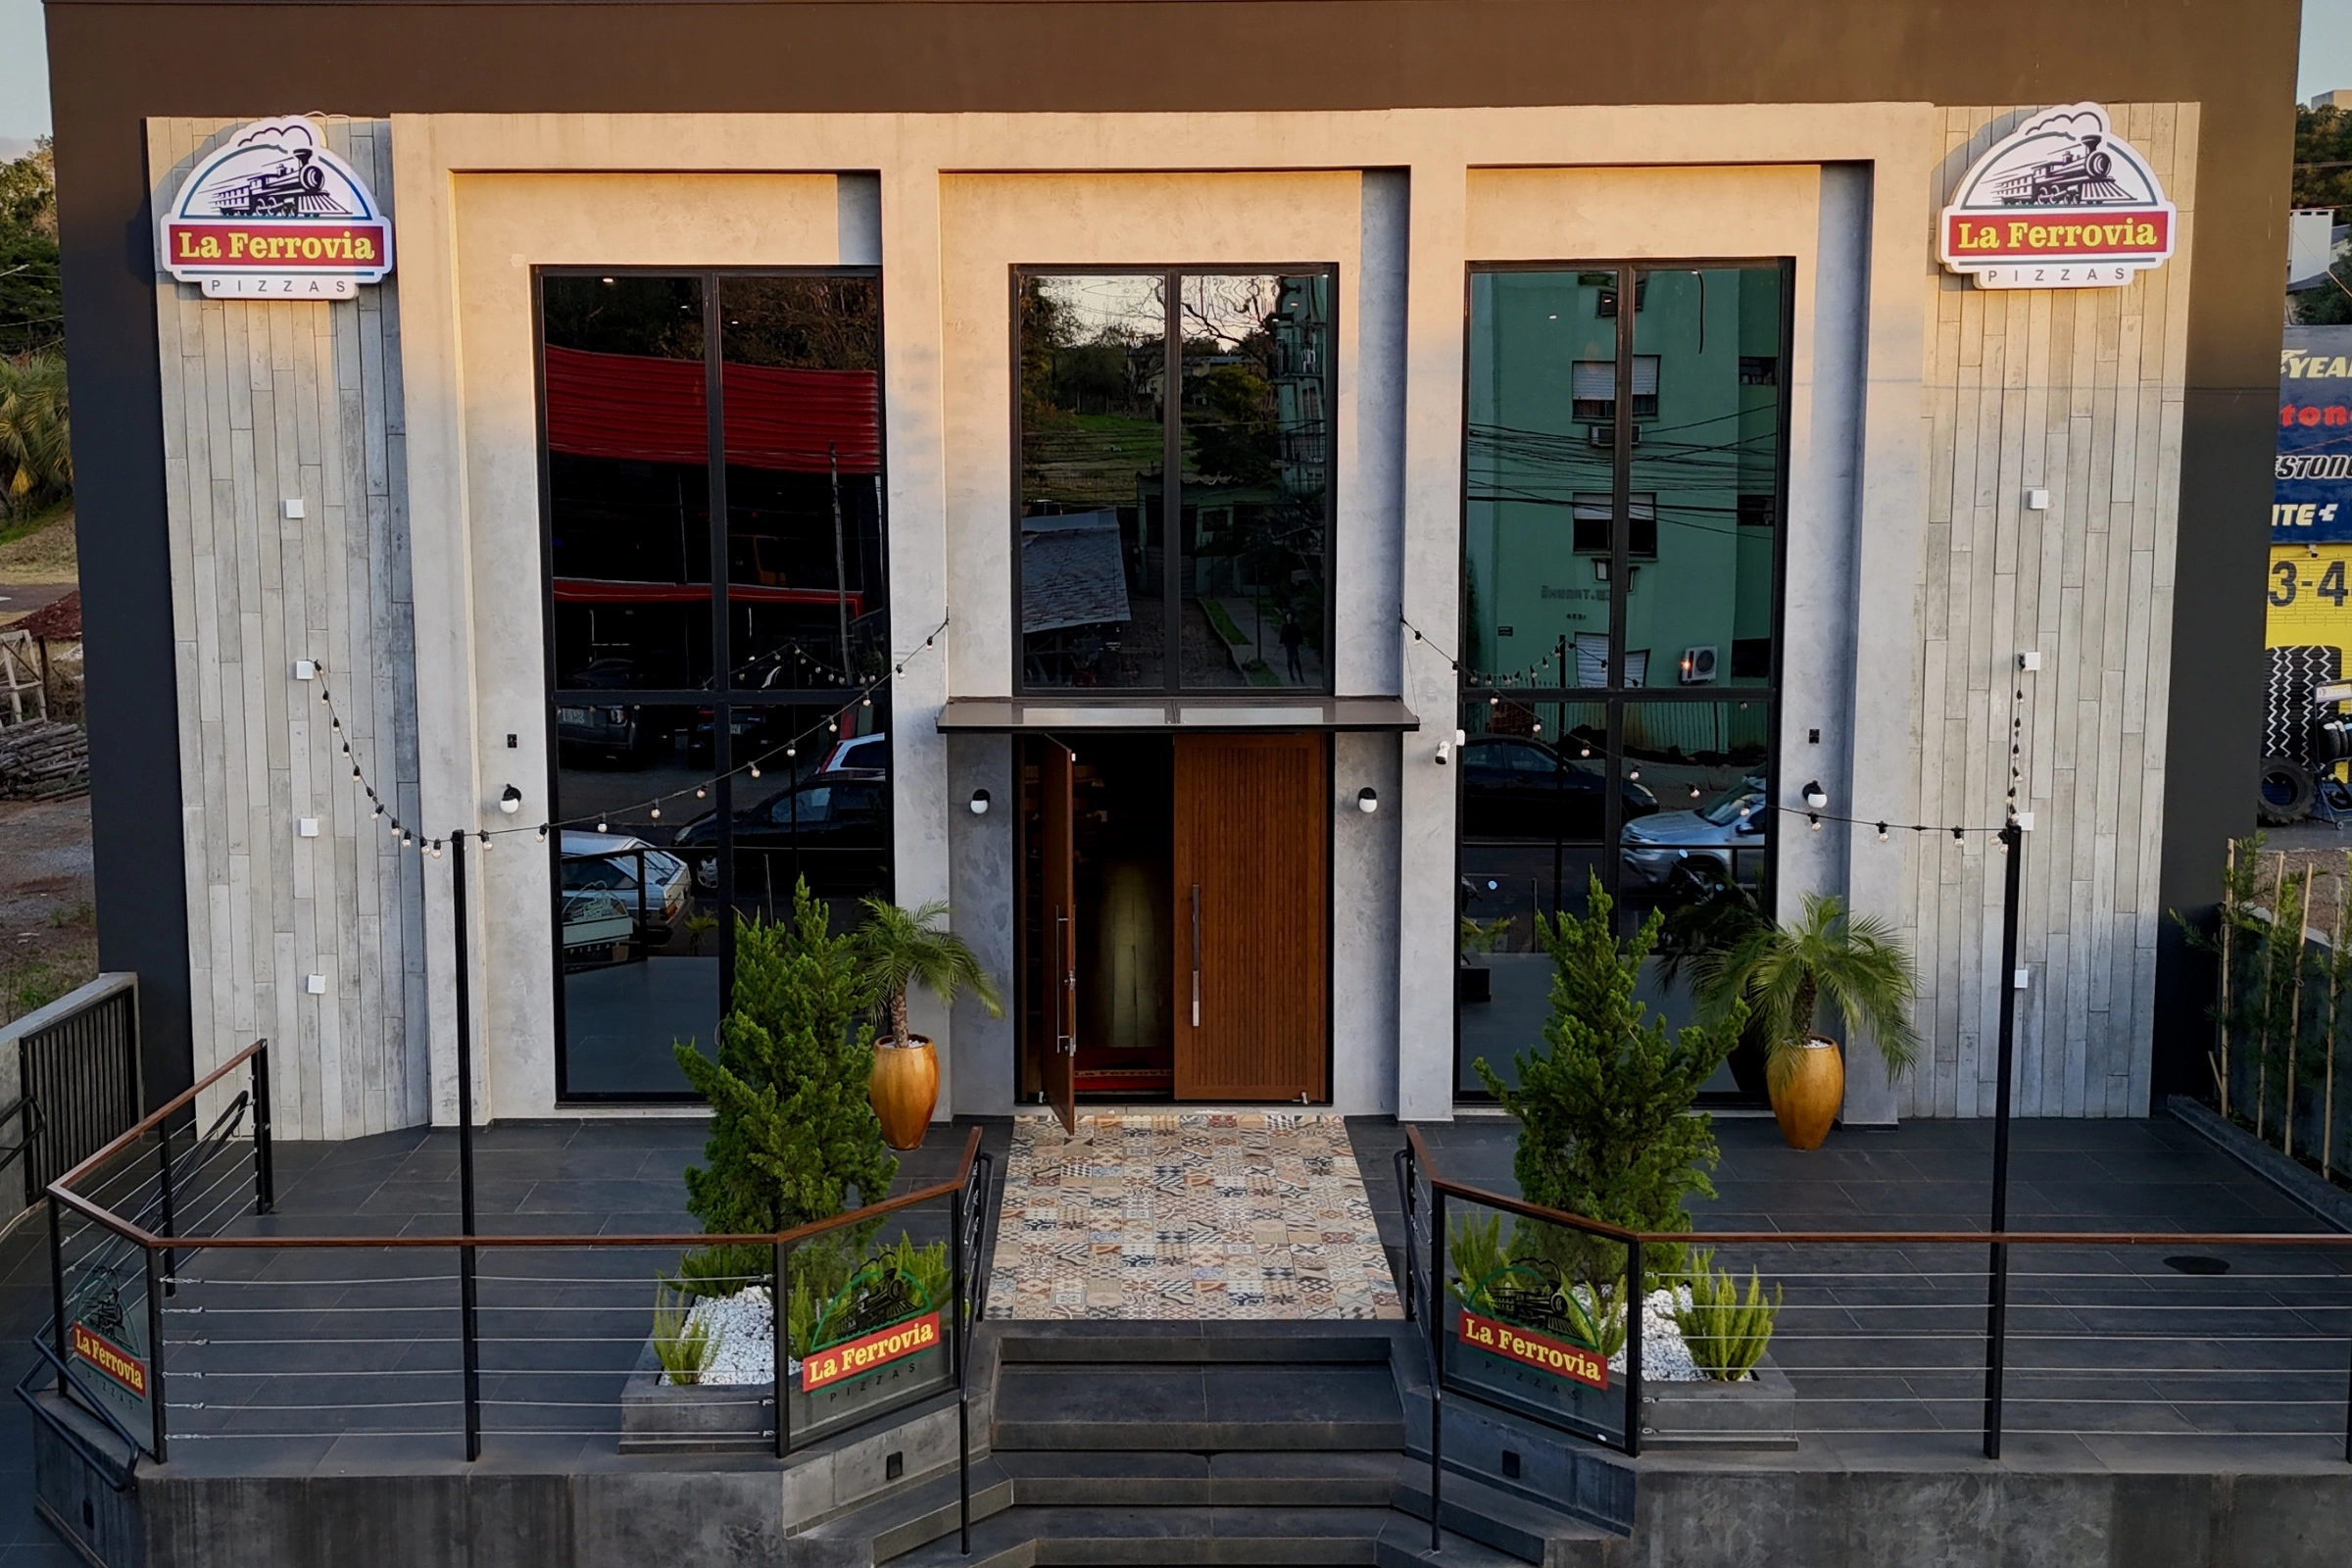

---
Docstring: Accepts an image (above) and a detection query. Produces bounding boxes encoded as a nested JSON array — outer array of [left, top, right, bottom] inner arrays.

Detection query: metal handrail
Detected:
[[1401, 1123, 2352, 1493], [1402, 1124, 2352, 1250]]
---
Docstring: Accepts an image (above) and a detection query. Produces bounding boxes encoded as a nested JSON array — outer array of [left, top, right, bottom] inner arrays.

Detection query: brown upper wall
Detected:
[[42, 0, 2301, 387]]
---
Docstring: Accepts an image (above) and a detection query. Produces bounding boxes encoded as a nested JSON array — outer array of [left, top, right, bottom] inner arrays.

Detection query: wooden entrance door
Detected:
[[1037, 742, 1078, 1132], [1172, 733, 1329, 1101]]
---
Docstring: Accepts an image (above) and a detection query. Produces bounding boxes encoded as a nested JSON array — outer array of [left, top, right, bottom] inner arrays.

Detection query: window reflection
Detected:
[[1019, 273, 1167, 689], [1175, 273, 1332, 689], [542, 270, 894, 1101], [721, 276, 887, 693], [1456, 265, 1788, 1102], [545, 275, 712, 691], [1017, 270, 1335, 693], [1629, 269, 1785, 687]]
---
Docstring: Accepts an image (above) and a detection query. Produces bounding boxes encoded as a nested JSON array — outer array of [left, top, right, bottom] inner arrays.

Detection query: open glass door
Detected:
[[1038, 741, 1078, 1132]]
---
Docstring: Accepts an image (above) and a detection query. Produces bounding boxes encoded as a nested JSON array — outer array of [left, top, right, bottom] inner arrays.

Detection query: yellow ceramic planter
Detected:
[[1768, 1036, 1844, 1151], [870, 1035, 939, 1152]]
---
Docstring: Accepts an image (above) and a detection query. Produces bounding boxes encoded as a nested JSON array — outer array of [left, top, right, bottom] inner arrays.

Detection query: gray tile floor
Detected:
[[36, 1117, 1009, 1477], [1351, 1113, 2352, 1466]]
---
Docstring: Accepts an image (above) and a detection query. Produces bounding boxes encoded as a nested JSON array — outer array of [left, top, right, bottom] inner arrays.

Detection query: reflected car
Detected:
[[555, 660, 669, 765], [820, 731, 888, 774], [560, 830, 693, 943], [1458, 735, 1658, 840], [669, 768, 890, 895], [1619, 777, 1770, 888]]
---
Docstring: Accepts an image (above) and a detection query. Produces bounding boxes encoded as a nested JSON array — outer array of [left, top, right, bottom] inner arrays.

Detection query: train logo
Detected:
[[159, 118, 393, 298], [1937, 104, 2176, 291]]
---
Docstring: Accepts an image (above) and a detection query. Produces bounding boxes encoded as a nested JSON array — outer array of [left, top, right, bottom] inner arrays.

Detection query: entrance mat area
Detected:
[[984, 1112, 1402, 1320]]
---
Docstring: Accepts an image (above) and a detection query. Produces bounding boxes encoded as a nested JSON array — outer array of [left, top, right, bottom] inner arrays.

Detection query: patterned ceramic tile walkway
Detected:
[[985, 1112, 1402, 1321]]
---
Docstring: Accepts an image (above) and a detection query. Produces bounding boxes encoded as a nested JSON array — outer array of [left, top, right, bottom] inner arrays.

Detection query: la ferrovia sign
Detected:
[[158, 117, 393, 299], [1937, 104, 2177, 290]]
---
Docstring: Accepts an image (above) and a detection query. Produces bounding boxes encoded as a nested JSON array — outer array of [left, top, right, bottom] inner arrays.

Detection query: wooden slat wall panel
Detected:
[[1900, 103, 2193, 1118], [148, 118, 426, 1139]]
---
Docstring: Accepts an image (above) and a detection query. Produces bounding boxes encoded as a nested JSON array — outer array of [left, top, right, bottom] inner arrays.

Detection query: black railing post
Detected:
[[452, 832, 482, 1462], [772, 1240, 790, 1460], [1982, 818, 2025, 1461], [252, 1044, 274, 1215], [154, 1111, 175, 1299], [1623, 1235, 1643, 1458], [953, 1167, 971, 1555], [142, 1240, 167, 1463], [1427, 1187, 1444, 1552], [46, 1192, 65, 1361]]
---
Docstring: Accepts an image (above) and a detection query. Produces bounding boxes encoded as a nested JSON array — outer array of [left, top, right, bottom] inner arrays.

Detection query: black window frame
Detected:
[[1453, 258, 1795, 1103], [535, 264, 894, 1103], [1008, 263, 1341, 700]]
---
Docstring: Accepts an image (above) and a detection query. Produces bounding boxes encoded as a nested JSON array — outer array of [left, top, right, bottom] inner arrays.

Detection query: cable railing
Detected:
[[26, 1040, 998, 1547], [1396, 1126, 2352, 1545]]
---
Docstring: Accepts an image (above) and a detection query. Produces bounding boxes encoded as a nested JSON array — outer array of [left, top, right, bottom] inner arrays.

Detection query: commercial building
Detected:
[[46, 0, 2293, 1136]]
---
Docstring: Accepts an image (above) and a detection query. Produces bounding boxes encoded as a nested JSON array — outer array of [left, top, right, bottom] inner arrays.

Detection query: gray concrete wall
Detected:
[[146, 118, 428, 1140]]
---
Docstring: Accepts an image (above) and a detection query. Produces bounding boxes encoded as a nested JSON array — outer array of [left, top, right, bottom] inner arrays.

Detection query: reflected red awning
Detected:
[[551, 578, 866, 613], [544, 345, 880, 474]]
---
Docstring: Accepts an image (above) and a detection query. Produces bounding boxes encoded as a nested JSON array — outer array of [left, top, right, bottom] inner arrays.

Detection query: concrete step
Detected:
[[796, 1458, 1015, 1564], [996, 1328, 1396, 1365], [992, 1361, 1407, 1451], [993, 1448, 1402, 1507], [882, 1503, 1404, 1566], [1373, 1516, 1566, 1568], [1392, 1466, 1622, 1567]]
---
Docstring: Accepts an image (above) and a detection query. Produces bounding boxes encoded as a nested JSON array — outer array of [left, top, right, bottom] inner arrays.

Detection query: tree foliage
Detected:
[[1693, 891, 1919, 1085], [2292, 108, 2352, 324], [0, 351, 70, 517], [853, 896, 1003, 1051], [1476, 875, 1741, 1284], [0, 139, 60, 358], [674, 882, 898, 1251]]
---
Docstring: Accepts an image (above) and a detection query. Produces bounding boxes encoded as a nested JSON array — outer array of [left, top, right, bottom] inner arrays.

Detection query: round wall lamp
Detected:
[[498, 784, 523, 815], [1802, 780, 1829, 809], [969, 789, 992, 816], [1356, 787, 1380, 814]]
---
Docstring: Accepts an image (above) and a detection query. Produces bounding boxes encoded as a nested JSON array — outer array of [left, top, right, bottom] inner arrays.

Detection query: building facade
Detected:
[[47, 1, 2295, 1135]]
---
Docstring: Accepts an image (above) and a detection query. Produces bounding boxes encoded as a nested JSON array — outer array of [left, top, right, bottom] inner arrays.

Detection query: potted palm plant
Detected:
[[854, 898, 1004, 1150], [1693, 893, 1917, 1150]]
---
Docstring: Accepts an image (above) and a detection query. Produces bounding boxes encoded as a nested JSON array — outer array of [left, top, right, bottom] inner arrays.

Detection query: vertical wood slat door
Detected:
[[1038, 742, 1078, 1133], [1172, 733, 1329, 1102]]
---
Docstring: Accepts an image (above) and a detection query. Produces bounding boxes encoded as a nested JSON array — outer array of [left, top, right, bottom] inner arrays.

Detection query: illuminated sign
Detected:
[[158, 117, 393, 299], [1937, 104, 2176, 290], [801, 1310, 940, 1391], [2278, 327, 2352, 544], [71, 1321, 148, 1399], [1457, 1308, 1608, 1391]]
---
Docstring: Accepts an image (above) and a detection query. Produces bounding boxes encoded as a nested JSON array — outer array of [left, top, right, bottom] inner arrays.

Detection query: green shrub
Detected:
[[1476, 873, 1741, 1287], [674, 882, 897, 1248], [1673, 1250, 1782, 1382], [650, 1284, 711, 1387]]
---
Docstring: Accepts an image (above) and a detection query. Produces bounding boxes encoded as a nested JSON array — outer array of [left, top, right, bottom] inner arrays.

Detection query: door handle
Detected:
[[1056, 907, 1077, 1056], [1189, 884, 1201, 1028]]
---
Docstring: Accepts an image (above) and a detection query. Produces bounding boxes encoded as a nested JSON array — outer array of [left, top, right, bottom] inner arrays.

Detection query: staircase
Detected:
[[803, 1324, 1627, 1565]]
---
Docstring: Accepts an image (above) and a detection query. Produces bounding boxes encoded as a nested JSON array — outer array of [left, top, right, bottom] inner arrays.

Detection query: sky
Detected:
[[2, 1, 2352, 151]]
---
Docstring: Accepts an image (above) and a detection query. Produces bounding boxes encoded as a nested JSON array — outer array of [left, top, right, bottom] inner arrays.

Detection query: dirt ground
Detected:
[[0, 794, 97, 1026], [0, 506, 76, 587]]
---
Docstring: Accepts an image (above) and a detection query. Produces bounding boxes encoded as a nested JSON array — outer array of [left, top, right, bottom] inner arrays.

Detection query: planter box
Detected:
[[1637, 1357, 1797, 1450], [619, 1340, 956, 1453]]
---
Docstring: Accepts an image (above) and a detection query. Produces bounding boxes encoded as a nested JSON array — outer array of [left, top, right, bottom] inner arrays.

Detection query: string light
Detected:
[[307, 614, 949, 850]]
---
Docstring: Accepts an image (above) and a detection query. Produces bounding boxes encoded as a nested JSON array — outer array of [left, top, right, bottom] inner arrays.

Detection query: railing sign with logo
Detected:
[[1938, 104, 2176, 290], [158, 117, 393, 299]]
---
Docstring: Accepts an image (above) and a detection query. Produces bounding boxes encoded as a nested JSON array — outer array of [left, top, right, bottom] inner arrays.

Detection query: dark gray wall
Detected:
[[43, 0, 2300, 1104]]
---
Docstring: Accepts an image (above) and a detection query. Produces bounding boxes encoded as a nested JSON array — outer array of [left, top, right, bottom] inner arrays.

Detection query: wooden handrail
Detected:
[[50, 1038, 266, 1202], [50, 1052, 985, 1257], [1403, 1124, 2352, 1250]]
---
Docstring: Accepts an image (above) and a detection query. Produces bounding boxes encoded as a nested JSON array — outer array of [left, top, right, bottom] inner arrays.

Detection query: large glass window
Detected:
[[1016, 269, 1335, 693], [542, 270, 892, 1100], [1456, 264, 1789, 1099]]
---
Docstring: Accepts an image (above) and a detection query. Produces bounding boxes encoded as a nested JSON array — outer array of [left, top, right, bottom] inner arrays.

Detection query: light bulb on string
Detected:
[[650, 806, 662, 820], [535, 826, 549, 844], [1808, 813, 1821, 831], [749, 762, 761, 779], [1877, 822, 1888, 842], [695, 787, 707, 799], [597, 819, 608, 833]]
